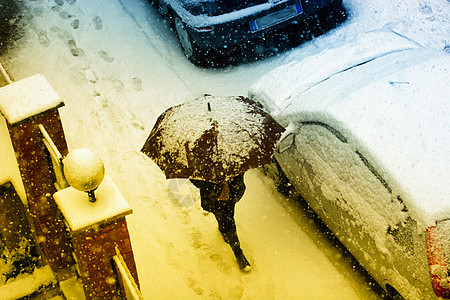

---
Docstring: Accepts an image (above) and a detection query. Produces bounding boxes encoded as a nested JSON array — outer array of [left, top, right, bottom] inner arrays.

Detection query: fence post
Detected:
[[0, 74, 75, 276], [54, 174, 140, 299]]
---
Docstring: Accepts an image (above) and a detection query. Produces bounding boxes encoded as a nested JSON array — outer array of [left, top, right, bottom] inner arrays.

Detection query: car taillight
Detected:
[[194, 26, 213, 32], [427, 226, 450, 298]]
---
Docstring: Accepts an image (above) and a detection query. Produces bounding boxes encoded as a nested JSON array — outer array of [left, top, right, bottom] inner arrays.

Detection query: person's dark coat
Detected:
[[190, 174, 245, 213]]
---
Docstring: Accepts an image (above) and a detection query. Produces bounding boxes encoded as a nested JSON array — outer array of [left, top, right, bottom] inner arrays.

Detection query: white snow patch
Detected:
[[0, 265, 56, 300], [63, 148, 105, 192], [248, 29, 421, 115], [151, 95, 267, 171], [0, 74, 63, 125], [54, 175, 132, 232]]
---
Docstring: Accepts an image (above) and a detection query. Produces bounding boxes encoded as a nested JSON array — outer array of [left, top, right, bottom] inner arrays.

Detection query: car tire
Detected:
[[325, 0, 347, 24], [174, 17, 205, 66]]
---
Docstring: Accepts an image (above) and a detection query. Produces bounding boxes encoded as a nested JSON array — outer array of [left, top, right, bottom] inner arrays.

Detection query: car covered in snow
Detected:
[[150, 0, 344, 65], [249, 29, 450, 299]]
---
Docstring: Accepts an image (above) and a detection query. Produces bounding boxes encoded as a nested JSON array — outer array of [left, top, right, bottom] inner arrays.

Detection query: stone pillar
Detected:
[[54, 175, 139, 299], [0, 74, 74, 273]]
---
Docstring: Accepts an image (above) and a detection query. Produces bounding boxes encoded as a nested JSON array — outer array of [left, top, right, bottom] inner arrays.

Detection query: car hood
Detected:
[[249, 29, 450, 223], [249, 29, 422, 115]]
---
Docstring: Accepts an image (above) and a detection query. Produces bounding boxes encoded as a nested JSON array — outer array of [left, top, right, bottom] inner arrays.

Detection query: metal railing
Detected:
[[38, 124, 69, 190], [113, 247, 143, 300], [0, 57, 13, 86]]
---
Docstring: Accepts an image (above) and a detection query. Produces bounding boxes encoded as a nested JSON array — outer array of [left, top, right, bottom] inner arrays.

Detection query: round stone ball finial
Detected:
[[63, 148, 105, 202]]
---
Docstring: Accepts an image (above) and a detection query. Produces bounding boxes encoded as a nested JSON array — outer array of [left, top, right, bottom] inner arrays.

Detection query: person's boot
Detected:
[[223, 231, 251, 272], [233, 247, 251, 272]]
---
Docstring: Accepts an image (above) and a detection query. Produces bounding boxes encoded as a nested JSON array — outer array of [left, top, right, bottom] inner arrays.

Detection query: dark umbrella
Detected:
[[141, 95, 285, 182]]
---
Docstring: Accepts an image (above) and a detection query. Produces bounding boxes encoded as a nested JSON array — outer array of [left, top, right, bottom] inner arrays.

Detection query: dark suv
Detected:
[[151, 0, 344, 65]]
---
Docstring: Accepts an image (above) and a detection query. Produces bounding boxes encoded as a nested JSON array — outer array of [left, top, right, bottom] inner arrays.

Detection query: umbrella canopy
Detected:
[[141, 95, 285, 182]]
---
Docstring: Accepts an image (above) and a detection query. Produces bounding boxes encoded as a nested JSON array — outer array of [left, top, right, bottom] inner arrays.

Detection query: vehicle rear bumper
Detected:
[[187, 0, 341, 50]]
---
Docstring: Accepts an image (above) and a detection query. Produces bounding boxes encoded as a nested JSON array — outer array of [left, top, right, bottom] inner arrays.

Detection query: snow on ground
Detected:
[[1, 0, 449, 298], [0, 265, 56, 300]]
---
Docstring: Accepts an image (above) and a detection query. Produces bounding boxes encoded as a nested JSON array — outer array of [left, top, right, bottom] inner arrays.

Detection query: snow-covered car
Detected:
[[150, 0, 343, 65], [249, 29, 450, 299]]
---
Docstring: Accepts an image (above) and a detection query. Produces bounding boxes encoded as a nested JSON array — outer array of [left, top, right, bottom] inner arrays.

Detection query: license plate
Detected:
[[250, 2, 303, 33]]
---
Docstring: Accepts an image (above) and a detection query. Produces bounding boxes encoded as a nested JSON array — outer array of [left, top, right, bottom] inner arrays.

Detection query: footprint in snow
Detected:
[[82, 68, 98, 83], [54, 0, 64, 6], [419, 4, 436, 21], [32, 7, 43, 17], [131, 118, 145, 131], [187, 278, 203, 296], [132, 77, 142, 91], [50, 26, 84, 56], [21, 6, 34, 21], [419, 3, 433, 15], [98, 50, 114, 63], [58, 10, 80, 29], [36, 30, 50, 47], [69, 16, 80, 29], [65, 0, 76, 4], [189, 229, 203, 249], [93, 16, 103, 30], [68, 39, 84, 57], [210, 253, 232, 274], [58, 10, 70, 19], [50, 25, 72, 40]]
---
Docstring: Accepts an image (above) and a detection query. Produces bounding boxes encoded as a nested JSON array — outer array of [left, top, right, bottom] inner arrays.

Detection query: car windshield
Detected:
[[184, 0, 268, 16], [437, 219, 450, 268]]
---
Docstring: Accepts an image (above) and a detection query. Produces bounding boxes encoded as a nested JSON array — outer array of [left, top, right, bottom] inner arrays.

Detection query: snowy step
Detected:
[[0, 265, 60, 300]]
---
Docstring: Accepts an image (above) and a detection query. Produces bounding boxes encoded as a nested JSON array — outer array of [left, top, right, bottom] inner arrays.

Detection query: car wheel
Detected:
[[325, 0, 347, 24], [174, 17, 204, 65]]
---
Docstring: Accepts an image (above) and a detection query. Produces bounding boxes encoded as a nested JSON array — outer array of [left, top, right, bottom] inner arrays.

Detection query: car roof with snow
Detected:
[[249, 29, 450, 223]]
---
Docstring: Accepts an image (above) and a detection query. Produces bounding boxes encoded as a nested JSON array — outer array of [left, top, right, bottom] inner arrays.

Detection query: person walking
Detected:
[[141, 96, 285, 272], [190, 174, 251, 272]]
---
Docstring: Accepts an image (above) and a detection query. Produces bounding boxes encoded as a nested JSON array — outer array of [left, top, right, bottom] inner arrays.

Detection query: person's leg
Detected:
[[212, 201, 251, 271], [213, 202, 236, 241]]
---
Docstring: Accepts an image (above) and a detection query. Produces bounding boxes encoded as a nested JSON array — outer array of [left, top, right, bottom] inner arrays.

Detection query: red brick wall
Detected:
[[7, 109, 74, 272], [6, 106, 140, 298], [71, 217, 139, 299]]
